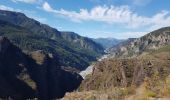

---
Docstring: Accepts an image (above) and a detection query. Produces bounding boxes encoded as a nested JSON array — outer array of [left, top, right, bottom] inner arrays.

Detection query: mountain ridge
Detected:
[[92, 37, 124, 49], [108, 27, 170, 58], [0, 10, 104, 71]]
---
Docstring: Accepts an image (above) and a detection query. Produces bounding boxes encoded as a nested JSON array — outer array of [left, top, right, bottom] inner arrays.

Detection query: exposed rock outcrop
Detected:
[[108, 27, 170, 58]]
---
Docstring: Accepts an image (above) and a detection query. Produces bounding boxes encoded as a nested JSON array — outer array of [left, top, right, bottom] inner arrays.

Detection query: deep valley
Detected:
[[0, 4, 170, 100]]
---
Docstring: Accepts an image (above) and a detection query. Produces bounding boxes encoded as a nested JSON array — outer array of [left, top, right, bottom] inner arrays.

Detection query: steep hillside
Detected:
[[0, 36, 83, 100], [63, 29, 170, 99], [80, 52, 170, 90], [107, 38, 136, 53], [64, 48, 170, 100], [61, 32, 103, 53], [0, 10, 104, 70], [93, 38, 124, 49], [108, 27, 170, 58]]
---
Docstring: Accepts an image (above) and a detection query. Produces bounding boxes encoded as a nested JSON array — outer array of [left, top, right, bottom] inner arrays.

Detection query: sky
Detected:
[[0, 0, 170, 39]]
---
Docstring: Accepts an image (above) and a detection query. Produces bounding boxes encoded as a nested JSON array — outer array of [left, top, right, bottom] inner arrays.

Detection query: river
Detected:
[[79, 54, 108, 79]]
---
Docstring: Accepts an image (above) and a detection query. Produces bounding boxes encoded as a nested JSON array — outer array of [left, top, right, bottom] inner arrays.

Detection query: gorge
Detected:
[[0, 8, 170, 100]]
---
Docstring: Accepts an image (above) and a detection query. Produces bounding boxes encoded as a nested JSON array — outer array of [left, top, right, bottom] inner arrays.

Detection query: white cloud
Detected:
[[42, 2, 54, 12], [0, 5, 14, 11], [0, 5, 23, 12], [12, 0, 40, 4], [42, 2, 170, 30], [149, 11, 170, 30]]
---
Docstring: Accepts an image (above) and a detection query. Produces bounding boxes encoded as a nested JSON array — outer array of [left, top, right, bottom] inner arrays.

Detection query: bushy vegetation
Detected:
[[76, 49, 170, 100], [150, 45, 170, 54]]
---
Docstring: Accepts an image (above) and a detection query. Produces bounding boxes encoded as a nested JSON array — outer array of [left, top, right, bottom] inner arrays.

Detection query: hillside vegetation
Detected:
[[0, 10, 104, 70]]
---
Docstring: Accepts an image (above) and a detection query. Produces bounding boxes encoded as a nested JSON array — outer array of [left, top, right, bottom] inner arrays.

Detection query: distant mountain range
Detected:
[[92, 38, 124, 49], [0, 10, 104, 71]]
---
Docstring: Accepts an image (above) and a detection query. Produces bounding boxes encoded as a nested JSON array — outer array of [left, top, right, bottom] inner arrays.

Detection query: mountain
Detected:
[[0, 10, 104, 70], [106, 38, 136, 54], [64, 51, 170, 100], [61, 32, 103, 53], [64, 46, 170, 100], [80, 51, 170, 90], [62, 28, 170, 100], [108, 27, 170, 58], [0, 36, 83, 100], [93, 38, 124, 49]]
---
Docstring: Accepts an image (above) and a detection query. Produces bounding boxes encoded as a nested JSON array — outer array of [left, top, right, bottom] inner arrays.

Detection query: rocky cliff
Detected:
[[108, 27, 170, 58]]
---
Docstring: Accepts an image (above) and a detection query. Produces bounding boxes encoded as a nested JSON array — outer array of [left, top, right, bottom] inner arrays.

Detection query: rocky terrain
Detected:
[[80, 52, 170, 90], [0, 9, 170, 100], [0, 36, 83, 100], [62, 27, 170, 100], [108, 27, 170, 58], [64, 47, 170, 100]]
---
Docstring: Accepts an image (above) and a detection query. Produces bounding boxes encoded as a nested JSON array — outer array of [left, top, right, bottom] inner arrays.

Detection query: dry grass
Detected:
[[30, 51, 46, 65], [63, 51, 170, 100]]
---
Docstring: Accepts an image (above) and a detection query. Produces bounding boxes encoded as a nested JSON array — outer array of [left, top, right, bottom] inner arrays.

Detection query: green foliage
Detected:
[[145, 91, 157, 97], [89, 95, 97, 100], [150, 45, 170, 54], [0, 19, 103, 70]]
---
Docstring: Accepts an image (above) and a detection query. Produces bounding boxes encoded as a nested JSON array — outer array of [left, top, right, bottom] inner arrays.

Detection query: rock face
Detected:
[[61, 32, 104, 53], [108, 27, 170, 58], [0, 36, 83, 100]]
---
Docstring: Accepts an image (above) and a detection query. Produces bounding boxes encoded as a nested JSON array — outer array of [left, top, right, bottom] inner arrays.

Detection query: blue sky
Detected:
[[0, 0, 170, 39]]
